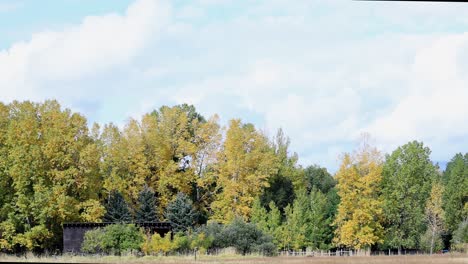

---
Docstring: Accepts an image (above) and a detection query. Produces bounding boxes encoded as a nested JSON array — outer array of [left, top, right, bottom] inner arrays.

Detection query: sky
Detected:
[[1, 0, 468, 172]]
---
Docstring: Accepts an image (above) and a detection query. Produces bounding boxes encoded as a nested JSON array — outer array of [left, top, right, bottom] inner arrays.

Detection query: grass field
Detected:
[[0, 254, 467, 264]]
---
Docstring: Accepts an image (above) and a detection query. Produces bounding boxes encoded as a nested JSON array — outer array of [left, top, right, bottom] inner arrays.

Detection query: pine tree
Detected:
[[165, 192, 197, 233], [135, 186, 158, 222], [103, 191, 132, 223]]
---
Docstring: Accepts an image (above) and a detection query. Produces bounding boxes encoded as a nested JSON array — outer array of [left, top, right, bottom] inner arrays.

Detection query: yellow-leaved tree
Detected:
[[333, 135, 384, 253], [210, 119, 277, 223]]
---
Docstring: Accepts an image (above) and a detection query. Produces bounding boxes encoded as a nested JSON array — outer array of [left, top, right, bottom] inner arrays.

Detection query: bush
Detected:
[[81, 228, 105, 253], [81, 224, 144, 255], [253, 241, 277, 256], [197, 218, 275, 255], [420, 229, 444, 253], [147, 232, 174, 255], [451, 220, 468, 252]]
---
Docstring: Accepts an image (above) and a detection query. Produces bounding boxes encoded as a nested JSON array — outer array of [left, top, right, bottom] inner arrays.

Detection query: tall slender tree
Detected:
[[423, 182, 445, 254], [381, 141, 438, 253], [333, 136, 384, 253], [443, 153, 468, 235], [211, 120, 277, 223]]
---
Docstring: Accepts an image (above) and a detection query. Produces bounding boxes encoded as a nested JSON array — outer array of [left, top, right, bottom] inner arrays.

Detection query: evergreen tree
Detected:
[[135, 186, 158, 222], [103, 191, 132, 223], [165, 192, 197, 233]]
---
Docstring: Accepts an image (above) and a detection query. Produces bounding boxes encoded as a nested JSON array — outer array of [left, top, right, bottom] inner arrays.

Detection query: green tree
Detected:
[[279, 191, 308, 250], [165, 192, 197, 233], [135, 185, 158, 222], [381, 141, 438, 252], [103, 191, 132, 223], [260, 129, 302, 212], [443, 153, 468, 234], [250, 198, 269, 232], [220, 217, 274, 255], [451, 219, 468, 252], [306, 187, 333, 250], [304, 165, 336, 194]]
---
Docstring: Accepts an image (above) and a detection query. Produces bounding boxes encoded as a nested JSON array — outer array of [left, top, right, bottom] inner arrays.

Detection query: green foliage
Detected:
[[451, 219, 468, 251], [219, 218, 275, 255], [304, 165, 336, 194], [260, 175, 295, 214], [81, 228, 105, 253], [81, 224, 144, 255], [381, 141, 438, 250], [420, 229, 444, 253], [165, 192, 198, 233], [194, 219, 274, 255], [260, 129, 301, 212], [103, 191, 132, 223], [135, 185, 158, 222], [443, 153, 468, 234]]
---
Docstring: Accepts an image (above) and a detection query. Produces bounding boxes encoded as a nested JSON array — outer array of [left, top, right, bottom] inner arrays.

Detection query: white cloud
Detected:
[[365, 33, 468, 160], [2, 0, 468, 171], [0, 0, 170, 102]]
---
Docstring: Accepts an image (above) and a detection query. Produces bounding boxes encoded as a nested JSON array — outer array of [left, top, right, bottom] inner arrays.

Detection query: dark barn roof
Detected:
[[63, 222, 172, 253]]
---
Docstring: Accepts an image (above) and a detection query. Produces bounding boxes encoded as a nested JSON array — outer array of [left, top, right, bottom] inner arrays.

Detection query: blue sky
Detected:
[[2, 0, 468, 171]]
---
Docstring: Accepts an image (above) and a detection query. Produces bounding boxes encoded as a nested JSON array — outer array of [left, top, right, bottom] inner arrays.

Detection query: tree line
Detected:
[[0, 100, 466, 254]]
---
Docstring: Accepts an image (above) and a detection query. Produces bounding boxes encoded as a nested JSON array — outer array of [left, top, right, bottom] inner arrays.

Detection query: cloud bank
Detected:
[[1, 0, 468, 170]]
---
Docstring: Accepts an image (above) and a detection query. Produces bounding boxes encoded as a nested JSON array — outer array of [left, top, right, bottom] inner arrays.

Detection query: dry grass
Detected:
[[0, 254, 467, 264]]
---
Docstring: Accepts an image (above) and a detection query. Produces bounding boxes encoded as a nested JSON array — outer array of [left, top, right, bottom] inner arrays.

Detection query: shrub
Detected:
[[81, 228, 105, 253], [145, 232, 174, 255], [451, 219, 468, 252], [253, 241, 277, 256], [227, 218, 273, 255], [199, 218, 275, 255], [81, 224, 144, 255], [190, 232, 214, 254], [172, 232, 191, 253]]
